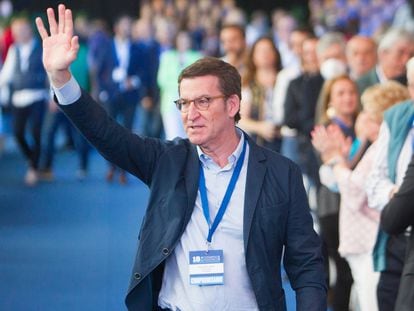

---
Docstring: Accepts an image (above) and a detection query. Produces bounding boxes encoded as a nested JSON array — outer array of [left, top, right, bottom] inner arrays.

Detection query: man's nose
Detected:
[[186, 102, 200, 119]]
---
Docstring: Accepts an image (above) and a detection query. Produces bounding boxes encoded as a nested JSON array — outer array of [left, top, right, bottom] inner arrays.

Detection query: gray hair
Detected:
[[378, 28, 414, 53], [316, 32, 346, 58]]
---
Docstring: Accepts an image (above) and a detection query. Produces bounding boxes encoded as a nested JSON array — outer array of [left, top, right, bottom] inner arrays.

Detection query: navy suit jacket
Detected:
[[93, 38, 152, 102], [60, 91, 327, 311]]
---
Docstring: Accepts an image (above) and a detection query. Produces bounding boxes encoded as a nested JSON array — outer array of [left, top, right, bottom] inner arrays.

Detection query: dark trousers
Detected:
[[319, 213, 353, 311], [378, 233, 407, 311], [140, 104, 163, 138], [107, 91, 138, 131], [43, 110, 91, 171], [12, 99, 46, 169]]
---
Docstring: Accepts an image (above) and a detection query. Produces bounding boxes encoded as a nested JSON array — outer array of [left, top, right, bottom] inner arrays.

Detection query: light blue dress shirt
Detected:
[[158, 131, 259, 311], [53, 77, 259, 311]]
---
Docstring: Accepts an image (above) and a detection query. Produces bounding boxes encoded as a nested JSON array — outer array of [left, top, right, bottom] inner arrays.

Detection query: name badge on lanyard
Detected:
[[188, 138, 247, 287], [189, 250, 224, 286]]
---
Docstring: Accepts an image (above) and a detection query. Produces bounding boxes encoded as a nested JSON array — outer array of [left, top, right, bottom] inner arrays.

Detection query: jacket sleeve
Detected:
[[129, 43, 153, 98], [381, 154, 414, 235], [283, 163, 327, 311], [59, 90, 168, 185], [283, 79, 300, 129]]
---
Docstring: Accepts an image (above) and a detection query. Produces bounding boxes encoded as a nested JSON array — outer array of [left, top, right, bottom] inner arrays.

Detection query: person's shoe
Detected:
[[38, 169, 54, 181], [119, 171, 127, 185], [24, 168, 38, 186], [106, 168, 115, 182], [76, 169, 87, 181]]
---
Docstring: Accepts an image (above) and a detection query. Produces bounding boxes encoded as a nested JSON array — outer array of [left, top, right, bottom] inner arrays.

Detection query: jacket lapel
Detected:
[[243, 137, 267, 250], [183, 143, 200, 228], [370, 69, 380, 84], [182, 137, 267, 250]]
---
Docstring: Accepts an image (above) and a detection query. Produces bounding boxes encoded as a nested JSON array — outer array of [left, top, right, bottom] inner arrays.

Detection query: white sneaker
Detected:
[[24, 168, 38, 186]]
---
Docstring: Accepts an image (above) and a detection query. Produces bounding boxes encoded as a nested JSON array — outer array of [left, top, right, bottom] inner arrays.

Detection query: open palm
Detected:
[[35, 4, 79, 80]]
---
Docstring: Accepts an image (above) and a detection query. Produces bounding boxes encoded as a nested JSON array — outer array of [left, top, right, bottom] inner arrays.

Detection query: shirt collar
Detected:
[[376, 65, 388, 83], [114, 37, 130, 47], [197, 128, 245, 170], [17, 39, 35, 51]]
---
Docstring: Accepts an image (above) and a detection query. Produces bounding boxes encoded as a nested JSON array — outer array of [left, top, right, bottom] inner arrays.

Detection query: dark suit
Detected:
[[381, 155, 414, 311], [94, 39, 152, 104], [59, 91, 327, 311], [284, 72, 324, 185]]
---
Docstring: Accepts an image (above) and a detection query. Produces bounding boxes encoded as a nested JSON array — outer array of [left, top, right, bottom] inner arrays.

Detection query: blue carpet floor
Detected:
[[0, 133, 296, 311]]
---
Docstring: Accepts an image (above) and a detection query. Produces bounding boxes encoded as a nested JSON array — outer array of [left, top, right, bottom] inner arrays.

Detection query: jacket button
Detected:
[[162, 248, 169, 255], [134, 272, 141, 280]]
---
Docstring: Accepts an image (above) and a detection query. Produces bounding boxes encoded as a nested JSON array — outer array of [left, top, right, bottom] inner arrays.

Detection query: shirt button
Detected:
[[162, 248, 169, 255], [134, 272, 141, 280]]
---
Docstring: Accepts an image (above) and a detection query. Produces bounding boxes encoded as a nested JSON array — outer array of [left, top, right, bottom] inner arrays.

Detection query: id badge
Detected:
[[189, 250, 224, 286]]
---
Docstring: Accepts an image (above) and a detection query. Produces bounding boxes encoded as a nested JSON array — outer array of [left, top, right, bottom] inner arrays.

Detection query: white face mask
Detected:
[[320, 58, 348, 80]]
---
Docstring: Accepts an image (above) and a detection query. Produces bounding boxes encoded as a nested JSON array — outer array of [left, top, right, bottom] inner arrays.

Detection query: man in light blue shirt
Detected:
[[35, 5, 327, 310]]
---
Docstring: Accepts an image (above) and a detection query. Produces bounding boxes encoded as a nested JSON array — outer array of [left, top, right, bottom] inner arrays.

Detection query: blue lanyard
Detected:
[[198, 139, 247, 244]]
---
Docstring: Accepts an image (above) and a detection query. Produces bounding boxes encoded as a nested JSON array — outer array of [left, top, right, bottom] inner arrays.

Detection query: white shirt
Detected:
[[0, 40, 49, 107], [114, 37, 130, 72], [376, 65, 388, 84], [112, 38, 130, 84], [53, 76, 81, 105], [365, 121, 413, 210]]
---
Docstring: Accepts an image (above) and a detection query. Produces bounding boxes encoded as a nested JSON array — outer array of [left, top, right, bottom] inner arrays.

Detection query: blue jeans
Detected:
[[281, 135, 300, 164]]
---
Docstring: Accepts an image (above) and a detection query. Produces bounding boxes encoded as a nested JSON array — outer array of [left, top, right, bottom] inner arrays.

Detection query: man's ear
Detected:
[[226, 94, 240, 118]]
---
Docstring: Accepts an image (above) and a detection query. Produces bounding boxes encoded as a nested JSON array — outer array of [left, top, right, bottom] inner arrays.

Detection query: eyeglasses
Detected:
[[174, 95, 227, 113]]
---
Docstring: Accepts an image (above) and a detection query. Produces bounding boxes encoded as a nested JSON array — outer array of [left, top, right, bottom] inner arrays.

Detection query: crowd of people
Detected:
[[1, 0, 414, 310]]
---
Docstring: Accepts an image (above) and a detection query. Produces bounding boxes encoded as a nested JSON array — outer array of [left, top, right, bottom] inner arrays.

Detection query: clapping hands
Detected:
[[311, 124, 352, 163]]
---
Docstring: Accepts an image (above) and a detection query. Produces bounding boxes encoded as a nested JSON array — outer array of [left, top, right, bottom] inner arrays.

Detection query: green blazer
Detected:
[[157, 50, 202, 115], [356, 68, 379, 95]]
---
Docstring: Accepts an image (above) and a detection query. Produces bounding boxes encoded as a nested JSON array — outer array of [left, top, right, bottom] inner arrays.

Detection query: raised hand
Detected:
[[35, 4, 79, 87]]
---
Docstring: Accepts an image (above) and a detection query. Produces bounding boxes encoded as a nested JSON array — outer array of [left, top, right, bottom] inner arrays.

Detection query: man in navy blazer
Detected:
[[93, 14, 153, 183], [36, 5, 327, 310]]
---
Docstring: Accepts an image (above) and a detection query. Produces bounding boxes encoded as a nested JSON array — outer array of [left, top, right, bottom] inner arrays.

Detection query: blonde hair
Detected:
[[316, 75, 358, 125], [361, 81, 409, 122]]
